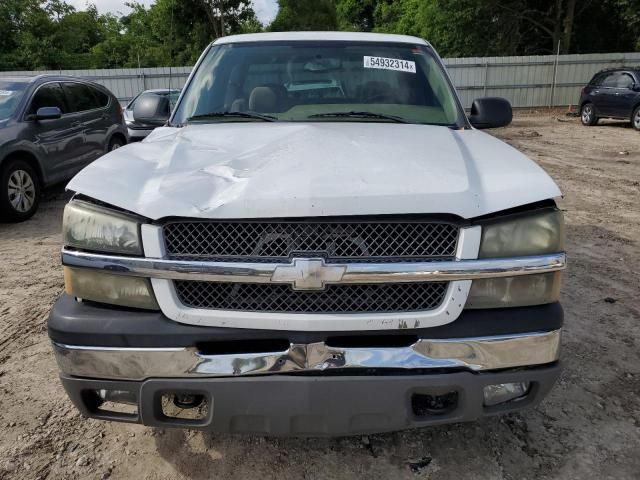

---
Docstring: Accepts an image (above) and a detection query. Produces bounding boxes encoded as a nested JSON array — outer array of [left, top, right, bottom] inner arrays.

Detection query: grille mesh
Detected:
[[163, 220, 459, 262], [174, 281, 448, 314]]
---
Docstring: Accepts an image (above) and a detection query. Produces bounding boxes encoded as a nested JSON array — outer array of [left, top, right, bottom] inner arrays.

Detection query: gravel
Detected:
[[0, 112, 639, 479]]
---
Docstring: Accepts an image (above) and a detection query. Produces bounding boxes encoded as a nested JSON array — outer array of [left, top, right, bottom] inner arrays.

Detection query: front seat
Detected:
[[249, 84, 289, 113], [361, 81, 396, 103]]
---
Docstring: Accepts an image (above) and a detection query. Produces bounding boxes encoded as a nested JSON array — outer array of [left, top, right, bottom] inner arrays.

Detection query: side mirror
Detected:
[[632, 83, 640, 92], [35, 106, 62, 121], [468, 97, 512, 129], [133, 95, 170, 127]]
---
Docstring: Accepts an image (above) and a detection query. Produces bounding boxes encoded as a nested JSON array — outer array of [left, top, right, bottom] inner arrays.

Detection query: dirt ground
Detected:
[[0, 112, 639, 480]]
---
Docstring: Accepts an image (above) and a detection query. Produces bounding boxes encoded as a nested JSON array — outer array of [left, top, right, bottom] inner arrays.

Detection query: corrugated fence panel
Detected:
[[2, 52, 640, 108], [443, 52, 640, 108], [0, 66, 191, 104]]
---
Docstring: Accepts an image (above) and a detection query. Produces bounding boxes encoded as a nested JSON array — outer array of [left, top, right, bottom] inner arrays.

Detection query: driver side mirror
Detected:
[[468, 97, 512, 129], [133, 95, 170, 127], [34, 106, 62, 121]]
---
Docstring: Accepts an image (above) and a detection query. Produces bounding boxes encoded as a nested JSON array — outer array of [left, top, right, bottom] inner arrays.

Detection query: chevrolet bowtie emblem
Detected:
[[271, 258, 346, 291]]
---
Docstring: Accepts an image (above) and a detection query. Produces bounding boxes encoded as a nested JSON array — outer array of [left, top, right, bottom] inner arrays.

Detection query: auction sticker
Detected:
[[0, 91, 14, 96], [364, 56, 416, 73]]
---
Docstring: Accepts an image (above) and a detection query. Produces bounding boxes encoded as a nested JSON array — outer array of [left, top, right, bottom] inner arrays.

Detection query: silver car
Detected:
[[123, 89, 180, 141]]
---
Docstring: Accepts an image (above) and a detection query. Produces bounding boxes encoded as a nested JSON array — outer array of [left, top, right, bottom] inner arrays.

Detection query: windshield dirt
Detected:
[[173, 42, 464, 126], [0, 80, 27, 120]]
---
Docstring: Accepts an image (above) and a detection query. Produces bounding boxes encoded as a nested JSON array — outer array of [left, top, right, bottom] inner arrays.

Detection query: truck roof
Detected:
[[213, 31, 430, 47]]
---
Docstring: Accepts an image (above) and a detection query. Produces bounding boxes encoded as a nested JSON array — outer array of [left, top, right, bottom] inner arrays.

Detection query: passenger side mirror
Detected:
[[468, 97, 513, 129], [632, 83, 640, 92], [133, 95, 171, 127], [35, 106, 62, 121]]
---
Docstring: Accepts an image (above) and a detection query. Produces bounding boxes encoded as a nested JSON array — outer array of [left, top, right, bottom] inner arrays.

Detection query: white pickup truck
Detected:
[[49, 32, 566, 436]]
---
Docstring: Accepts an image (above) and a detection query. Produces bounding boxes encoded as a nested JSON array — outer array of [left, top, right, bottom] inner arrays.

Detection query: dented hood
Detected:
[[67, 122, 561, 220]]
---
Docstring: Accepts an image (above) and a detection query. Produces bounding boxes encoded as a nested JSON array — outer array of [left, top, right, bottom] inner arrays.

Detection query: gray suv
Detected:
[[0, 75, 128, 222]]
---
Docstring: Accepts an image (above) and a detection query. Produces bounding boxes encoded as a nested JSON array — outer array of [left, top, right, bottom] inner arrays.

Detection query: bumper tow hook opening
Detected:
[[412, 391, 459, 417], [173, 393, 204, 409], [160, 392, 210, 422]]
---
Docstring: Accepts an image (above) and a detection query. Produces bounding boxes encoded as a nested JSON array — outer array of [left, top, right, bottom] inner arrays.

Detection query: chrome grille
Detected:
[[163, 220, 459, 262], [174, 281, 448, 314]]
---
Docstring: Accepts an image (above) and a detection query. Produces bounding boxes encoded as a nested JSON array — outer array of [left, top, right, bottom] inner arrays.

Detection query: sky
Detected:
[[67, 0, 279, 24]]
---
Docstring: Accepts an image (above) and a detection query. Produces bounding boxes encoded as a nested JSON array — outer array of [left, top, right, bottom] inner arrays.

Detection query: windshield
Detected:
[[0, 80, 27, 120], [173, 41, 464, 127]]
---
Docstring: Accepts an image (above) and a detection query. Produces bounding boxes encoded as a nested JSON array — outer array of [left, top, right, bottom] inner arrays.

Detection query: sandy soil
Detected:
[[0, 112, 639, 480]]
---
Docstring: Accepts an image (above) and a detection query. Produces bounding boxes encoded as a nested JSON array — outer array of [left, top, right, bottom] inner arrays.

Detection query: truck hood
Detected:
[[67, 122, 561, 220]]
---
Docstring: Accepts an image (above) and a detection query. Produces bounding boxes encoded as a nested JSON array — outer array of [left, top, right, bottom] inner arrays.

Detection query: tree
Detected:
[[270, 0, 338, 31], [336, 0, 377, 31], [340, 0, 640, 57], [199, 0, 259, 38], [1, 0, 637, 72]]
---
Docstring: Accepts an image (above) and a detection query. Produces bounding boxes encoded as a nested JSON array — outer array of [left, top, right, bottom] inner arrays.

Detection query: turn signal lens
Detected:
[[466, 272, 561, 309], [64, 267, 158, 310]]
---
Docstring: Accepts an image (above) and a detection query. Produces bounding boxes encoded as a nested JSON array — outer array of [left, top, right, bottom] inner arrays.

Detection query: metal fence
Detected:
[[445, 52, 640, 108], [0, 66, 192, 106], [2, 52, 640, 108]]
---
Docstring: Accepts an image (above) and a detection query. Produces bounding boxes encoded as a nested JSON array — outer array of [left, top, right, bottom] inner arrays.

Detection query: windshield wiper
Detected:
[[185, 111, 277, 123], [308, 111, 410, 123]]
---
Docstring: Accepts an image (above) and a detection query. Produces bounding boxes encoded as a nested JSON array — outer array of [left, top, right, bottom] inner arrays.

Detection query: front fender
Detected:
[[0, 131, 48, 184]]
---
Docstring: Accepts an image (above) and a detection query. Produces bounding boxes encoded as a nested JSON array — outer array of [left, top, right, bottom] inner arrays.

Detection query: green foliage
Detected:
[[0, 0, 263, 71], [1, 0, 638, 71], [333, 0, 640, 56], [270, 0, 337, 31], [336, 0, 377, 31]]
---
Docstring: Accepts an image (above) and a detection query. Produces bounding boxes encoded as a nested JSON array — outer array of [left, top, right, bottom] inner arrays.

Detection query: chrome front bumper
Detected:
[[53, 329, 561, 381]]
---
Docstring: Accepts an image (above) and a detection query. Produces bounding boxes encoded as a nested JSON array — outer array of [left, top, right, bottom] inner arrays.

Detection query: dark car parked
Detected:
[[0, 75, 128, 222], [579, 67, 640, 131]]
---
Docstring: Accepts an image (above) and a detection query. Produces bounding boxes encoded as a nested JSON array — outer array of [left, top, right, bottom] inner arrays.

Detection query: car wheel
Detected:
[[632, 106, 640, 132], [109, 136, 126, 151], [581, 103, 598, 126], [0, 159, 41, 222]]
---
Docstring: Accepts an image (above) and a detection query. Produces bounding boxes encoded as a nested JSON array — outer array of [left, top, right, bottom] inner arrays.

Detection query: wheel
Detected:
[[0, 158, 41, 222], [580, 103, 598, 126], [108, 135, 126, 151], [632, 106, 640, 132]]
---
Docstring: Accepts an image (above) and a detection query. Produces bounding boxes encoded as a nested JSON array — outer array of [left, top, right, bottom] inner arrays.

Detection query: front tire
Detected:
[[581, 103, 598, 126], [108, 135, 126, 151], [0, 159, 41, 222], [632, 106, 640, 132]]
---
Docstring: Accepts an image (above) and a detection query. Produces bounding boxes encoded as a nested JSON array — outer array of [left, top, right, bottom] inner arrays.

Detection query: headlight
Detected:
[[63, 200, 142, 255], [478, 209, 564, 258], [467, 208, 564, 309], [64, 267, 158, 310], [62, 200, 157, 310]]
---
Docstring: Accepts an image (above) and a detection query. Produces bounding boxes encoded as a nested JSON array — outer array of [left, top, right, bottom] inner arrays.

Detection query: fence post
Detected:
[[483, 60, 489, 97], [549, 41, 561, 109]]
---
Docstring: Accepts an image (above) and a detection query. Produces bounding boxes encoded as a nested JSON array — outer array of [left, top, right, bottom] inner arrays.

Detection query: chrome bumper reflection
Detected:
[[53, 330, 561, 381]]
